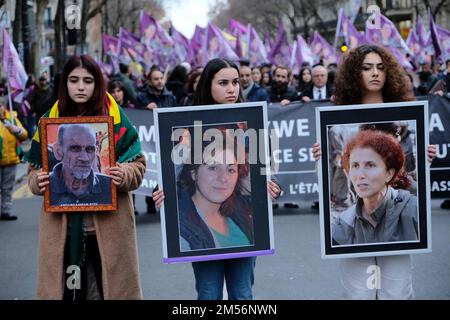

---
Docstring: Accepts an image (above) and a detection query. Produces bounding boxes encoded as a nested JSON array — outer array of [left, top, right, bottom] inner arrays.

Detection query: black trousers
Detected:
[[63, 234, 103, 301]]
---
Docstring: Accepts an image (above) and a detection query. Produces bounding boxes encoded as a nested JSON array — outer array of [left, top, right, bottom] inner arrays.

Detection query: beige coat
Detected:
[[28, 156, 146, 300]]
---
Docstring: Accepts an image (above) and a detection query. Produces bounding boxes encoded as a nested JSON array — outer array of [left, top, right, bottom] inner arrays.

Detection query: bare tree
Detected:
[[80, 0, 107, 51], [102, 0, 165, 37], [209, 0, 337, 42], [421, 0, 449, 18]]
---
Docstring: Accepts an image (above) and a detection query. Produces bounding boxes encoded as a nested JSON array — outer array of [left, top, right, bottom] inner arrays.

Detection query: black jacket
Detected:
[[300, 84, 333, 100], [267, 84, 300, 103], [135, 85, 177, 109]]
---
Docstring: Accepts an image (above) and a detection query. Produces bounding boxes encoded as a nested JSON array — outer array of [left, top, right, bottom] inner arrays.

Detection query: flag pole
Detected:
[[6, 80, 14, 123]]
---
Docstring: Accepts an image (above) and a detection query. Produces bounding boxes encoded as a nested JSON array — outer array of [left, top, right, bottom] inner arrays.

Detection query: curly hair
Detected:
[[342, 130, 410, 190], [333, 45, 415, 105]]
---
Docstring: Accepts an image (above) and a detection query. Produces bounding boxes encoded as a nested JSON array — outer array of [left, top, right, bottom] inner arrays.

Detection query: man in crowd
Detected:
[[239, 64, 269, 102], [267, 66, 300, 106], [301, 64, 332, 102], [136, 66, 177, 109]]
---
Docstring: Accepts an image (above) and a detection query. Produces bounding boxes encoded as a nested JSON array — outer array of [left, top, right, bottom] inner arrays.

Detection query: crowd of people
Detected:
[[0, 41, 448, 300]]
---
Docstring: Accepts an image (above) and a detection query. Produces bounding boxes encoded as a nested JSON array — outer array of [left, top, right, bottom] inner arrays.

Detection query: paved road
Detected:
[[1, 171, 449, 299]]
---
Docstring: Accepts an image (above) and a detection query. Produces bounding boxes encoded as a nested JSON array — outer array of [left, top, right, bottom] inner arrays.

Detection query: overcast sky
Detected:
[[165, 0, 222, 38]]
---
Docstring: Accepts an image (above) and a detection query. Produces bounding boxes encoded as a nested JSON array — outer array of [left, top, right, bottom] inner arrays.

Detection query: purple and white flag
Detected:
[[170, 23, 195, 66], [310, 31, 338, 65], [388, 46, 414, 70], [335, 8, 366, 49], [290, 34, 314, 74], [118, 28, 148, 66], [2, 29, 28, 103], [365, 13, 410, 55], [202, 22, 239, 65], [406, 28, 430, 65], [268, 22, 291, 67], [190, 25, 206, 66], [140, 10, 174, 68], [102, 34, 120, 73], [264, 31, 273, 55], [230, 18, 248, 36], [247, 25, 268, 67], [416, 16, 434, 55], [429, 8, 450, 63]]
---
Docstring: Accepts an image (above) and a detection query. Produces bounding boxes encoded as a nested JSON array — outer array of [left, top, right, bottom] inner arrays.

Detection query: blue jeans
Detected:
[[192, 257, 256, 300]]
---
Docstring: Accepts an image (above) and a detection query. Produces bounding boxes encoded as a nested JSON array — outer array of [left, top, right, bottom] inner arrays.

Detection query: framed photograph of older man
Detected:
[[316, 101, 432, 259], [40, 116, 117, 212], [155, 102, 275, 263]]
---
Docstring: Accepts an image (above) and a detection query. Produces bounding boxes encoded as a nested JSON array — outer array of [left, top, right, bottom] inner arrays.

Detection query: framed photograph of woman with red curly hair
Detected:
[[316, 101, 431, 258]]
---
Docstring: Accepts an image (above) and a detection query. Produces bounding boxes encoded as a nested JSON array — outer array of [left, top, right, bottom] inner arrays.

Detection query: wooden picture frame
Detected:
[[40, 116, 117, 212]]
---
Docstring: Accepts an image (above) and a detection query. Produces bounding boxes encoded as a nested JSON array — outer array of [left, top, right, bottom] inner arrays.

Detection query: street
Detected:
[[1, 168, 449, 300]]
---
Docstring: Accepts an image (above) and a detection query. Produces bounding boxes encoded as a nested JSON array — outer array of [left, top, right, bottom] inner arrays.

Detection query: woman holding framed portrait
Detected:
[[313, 44, 436, 299], [24, 55, 146, 300], [153, 58, 281, 300]]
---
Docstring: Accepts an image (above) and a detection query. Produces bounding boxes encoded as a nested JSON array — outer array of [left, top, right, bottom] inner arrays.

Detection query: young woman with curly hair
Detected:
[[313, 44, 436, 300], [333, 44, 415, 105]]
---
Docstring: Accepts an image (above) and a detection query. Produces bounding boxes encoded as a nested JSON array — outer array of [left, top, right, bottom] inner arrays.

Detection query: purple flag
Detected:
[[169, 23, 195, 66], [290, 35, 314, 74], [268, 22, 291, 67], [335, 8, 366, 49], [310, 31, 338, 65], [247, 25, 268, 67], [429, 8, 450, 63], [365, 13, 410, 54], [406, 28, 430, 65], [264, 31, 273, 54], [102, 34, 120, 74], [388, 46, 413, 70], [140, 10, 174, 68], [202, 22, 239, 65], [118, 28, 148, 66], [2, 29, 28, 103], [190, 25, 206, 66], [230, 18, 248, 36], [416, 16, 433, 55]]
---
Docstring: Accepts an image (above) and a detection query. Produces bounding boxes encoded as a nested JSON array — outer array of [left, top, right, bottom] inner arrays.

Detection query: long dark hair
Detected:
[[58, 55, 107, 116], [333, 44, 415, 105], [193, 58, 244, 105]]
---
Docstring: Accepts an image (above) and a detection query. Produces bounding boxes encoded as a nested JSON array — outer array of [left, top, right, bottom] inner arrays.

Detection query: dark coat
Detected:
[[135, 85, 177, 109], [267, 85, 300, 103], [245, 83, 269, 103], [300, 84, 333, 100]]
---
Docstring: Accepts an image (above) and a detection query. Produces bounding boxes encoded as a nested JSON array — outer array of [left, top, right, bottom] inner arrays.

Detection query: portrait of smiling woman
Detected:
[[332, 129, 419, 246], [176, 128, 253, 251]]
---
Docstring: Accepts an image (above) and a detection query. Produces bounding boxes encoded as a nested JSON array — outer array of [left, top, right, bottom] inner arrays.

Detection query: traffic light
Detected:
[[340, 43, 348, 53]]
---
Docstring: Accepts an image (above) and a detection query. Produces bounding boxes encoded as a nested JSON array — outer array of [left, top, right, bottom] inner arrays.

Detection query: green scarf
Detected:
[[24, 93, 142, 299]]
